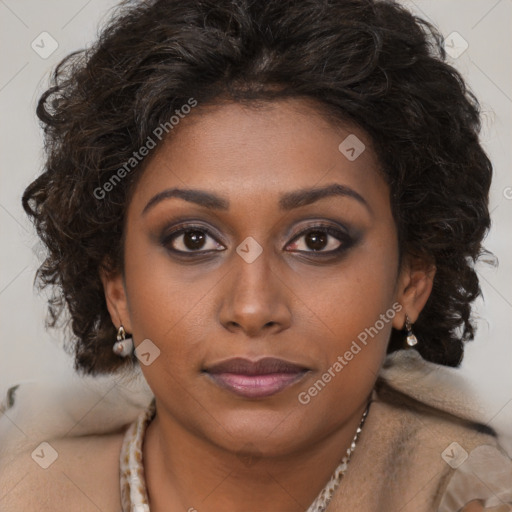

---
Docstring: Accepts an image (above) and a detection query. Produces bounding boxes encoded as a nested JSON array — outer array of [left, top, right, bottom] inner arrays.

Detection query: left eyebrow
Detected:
[[278, 183, 370, 213]]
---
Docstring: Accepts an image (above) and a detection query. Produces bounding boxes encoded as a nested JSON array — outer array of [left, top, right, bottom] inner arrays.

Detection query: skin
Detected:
[[101, 99, 434, 512]]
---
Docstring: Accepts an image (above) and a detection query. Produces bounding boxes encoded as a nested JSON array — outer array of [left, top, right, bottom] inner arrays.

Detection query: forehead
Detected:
[[129, 99, 389, 216]]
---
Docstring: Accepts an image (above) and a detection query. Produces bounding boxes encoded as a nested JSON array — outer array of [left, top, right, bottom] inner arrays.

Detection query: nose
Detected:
[[218, 251, 292, 338]]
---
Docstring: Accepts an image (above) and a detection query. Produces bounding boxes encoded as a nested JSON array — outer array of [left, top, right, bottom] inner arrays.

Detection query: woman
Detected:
[[1, 0, 511, 510]]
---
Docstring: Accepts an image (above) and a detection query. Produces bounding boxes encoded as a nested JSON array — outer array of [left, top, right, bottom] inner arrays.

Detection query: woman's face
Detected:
[[104, 99, 429, 456]]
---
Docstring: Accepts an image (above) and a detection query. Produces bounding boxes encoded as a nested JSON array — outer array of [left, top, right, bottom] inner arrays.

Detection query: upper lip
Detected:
[[204, 357, 309, 375]]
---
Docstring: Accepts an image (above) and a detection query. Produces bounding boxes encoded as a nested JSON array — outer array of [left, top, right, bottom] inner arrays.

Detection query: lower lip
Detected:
[[207, 372, 307, 398]]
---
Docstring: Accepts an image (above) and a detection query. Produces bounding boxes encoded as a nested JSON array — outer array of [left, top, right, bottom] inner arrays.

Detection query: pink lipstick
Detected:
[[204, 357, 309, 398]]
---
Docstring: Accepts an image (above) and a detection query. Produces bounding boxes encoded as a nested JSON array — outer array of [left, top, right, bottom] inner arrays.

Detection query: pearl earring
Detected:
[[113, 325, 134, 357], [404, 315, 418, 347]]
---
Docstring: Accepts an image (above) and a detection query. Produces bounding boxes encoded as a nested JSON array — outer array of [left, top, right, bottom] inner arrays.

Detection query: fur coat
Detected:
[[1, 350, 511, 511]]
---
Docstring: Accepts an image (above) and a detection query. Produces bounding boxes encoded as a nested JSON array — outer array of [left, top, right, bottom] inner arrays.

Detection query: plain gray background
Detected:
[[1, 0, 511, 431]]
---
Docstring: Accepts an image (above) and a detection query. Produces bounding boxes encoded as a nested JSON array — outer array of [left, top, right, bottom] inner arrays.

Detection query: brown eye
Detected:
[[182, 230, 207, 250], [286, 225, 355, 255], [304, 231, 329, 251], [163, 227, 224, 253]]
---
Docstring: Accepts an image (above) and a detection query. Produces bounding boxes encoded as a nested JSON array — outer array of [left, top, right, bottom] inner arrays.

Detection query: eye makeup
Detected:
[[157, 217, 362, 262]]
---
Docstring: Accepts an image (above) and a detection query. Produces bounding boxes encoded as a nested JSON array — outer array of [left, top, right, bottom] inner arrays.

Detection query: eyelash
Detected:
[[160, 222, 355, 258]]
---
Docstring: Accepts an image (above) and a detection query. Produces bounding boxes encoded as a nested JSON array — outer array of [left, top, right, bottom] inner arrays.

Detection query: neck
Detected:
[[143, 398, 370, 512]]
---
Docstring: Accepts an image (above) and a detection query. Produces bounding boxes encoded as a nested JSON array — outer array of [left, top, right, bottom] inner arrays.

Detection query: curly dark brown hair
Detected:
[[22, 0, 492, 375]]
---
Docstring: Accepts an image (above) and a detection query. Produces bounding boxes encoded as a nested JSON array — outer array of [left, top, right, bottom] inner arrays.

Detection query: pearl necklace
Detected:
[[307, 402, 370, 511], [120, 400, 370, 512]]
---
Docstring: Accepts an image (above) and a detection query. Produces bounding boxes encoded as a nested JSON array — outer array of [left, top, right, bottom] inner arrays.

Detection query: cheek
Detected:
[[121, 233, 212, 359], [300, 230, 399, 344], [292, 230, 399, 406], [122, 256, 214, 399]]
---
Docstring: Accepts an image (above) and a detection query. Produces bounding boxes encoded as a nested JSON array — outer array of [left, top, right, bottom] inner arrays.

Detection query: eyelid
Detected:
[[287, 221, 350, 240], [160, 219, 226, 243]]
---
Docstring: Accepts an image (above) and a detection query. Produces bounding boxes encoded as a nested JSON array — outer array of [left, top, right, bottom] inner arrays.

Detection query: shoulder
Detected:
[[371, 381, 511, 510], [0, 374, 153, 511], [375, 350, 504, 454], [373, 377, 500, 472], [312, 379, 510, 512], [375, 377, 498, 442], [0, 429, 127, 512]]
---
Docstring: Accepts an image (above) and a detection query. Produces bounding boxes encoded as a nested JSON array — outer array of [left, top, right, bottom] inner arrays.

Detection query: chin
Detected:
[[205, 408, 316, 458]]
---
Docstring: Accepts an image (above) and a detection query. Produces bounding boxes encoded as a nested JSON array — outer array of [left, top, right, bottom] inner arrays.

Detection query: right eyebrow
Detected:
[[142, 188, 229, 216]]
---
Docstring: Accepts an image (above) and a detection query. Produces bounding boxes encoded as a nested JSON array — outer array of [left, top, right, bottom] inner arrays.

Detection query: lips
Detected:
[[206, 357, 308, 375], [203, 357, 310, 398]]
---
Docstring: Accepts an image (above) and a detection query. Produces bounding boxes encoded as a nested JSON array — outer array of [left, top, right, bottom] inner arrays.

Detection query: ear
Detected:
[[99, 263, 132, 333], [392, 254, 436, 330]]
